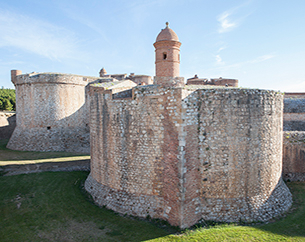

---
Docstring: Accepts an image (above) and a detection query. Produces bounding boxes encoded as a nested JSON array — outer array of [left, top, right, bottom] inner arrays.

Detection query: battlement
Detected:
[[12, 72, 98, 86]]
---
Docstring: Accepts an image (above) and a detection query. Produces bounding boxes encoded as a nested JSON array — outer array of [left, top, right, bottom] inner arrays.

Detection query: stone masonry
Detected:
[[85, 23, 292, 228], [85, 84, 292, 228], [6, 23, 295, 228], [283, 132, 305, 181], [7, 72, 96, 153], [282, 93, 305, 181], [283, 93, 305, 131]]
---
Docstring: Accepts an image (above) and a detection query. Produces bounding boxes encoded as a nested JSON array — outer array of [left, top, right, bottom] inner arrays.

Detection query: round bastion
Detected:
[[85, 86, 292, 228], [7, 72, 94, 153]]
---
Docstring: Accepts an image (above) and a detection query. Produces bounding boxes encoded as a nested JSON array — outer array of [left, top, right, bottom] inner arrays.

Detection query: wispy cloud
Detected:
[[0, 9, 82, 60], [217, 46, 227, 53], [215, 55, 225, 65], [209, 53, 275, 72], [217, 12, 237, 33], [217, 1, 252, 33], [250, 54, 275, 63]]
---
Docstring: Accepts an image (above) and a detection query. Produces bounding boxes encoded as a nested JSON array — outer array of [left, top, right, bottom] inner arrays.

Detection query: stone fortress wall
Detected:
[[6, 22, 301, 228], [0, 111, 16, 139], [85, 84, 292, 228], [282, 93, 305, 181], [283, 132, 305, 181], [7, 72, 96, 153], [187, 75, 238, 87], [283, 93, 305, 131], [84, 23, 292, 228]]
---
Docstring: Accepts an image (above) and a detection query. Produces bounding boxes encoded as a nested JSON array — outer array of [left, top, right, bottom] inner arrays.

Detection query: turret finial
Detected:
[[166, 22, 169, 28]]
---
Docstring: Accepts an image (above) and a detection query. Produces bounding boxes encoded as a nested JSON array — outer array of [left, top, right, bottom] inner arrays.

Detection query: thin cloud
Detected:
[[217, 1, 252, 33], [215, 55, 225, 65], [250, 54, 275, 63], [217, 46, 227, 53], [0, 9, 81, 60], [208, 53, 275, 72], [217, 12, 237, 33]]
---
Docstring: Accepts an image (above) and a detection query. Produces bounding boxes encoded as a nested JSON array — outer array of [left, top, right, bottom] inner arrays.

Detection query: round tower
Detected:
[[7, 72, 92, 153], [153, 22, 181, 77], [11, 70, 22, 85], [99, 68, 107, 77]]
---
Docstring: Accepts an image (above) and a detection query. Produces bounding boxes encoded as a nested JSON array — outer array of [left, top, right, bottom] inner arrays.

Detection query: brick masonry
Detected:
[[85, 85, 292, 228]]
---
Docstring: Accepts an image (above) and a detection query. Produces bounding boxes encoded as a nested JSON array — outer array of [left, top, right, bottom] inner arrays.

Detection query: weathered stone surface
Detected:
[[283, 131, 305, 181], [283, 93, 305, 131], [0, 112, 16, 139], [86, 86, 292, 228], [7, 73, 97, 153]]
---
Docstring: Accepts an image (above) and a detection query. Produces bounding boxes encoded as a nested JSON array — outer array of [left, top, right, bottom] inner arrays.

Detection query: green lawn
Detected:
[[0, 171, 174, 241], [1, 140, 305, 241], [0, 172, 304, 242]]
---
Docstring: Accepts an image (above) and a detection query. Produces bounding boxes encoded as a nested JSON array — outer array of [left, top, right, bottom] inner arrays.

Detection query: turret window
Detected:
[[163, 53, 167, 60]]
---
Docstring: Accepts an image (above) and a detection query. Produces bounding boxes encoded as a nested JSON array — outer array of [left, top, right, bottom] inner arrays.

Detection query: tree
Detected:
[[3, 99, 13, 111], [0, 88, 16, 111]]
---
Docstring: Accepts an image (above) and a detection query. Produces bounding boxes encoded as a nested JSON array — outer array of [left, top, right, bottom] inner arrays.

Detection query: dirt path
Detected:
[[0, 159, 90, 176]]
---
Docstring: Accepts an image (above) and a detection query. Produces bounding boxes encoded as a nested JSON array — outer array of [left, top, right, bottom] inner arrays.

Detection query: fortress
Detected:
[[7, 23, 305, 228]]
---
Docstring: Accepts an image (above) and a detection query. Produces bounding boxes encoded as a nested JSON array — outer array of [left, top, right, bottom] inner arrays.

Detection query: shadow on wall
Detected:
[[283, 131, 305, 181], [7, 102, 90, 153], [0, 113, 16, 140]]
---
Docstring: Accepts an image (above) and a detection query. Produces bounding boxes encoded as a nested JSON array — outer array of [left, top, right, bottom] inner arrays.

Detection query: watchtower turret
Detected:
[[153, 22, 181, 77]]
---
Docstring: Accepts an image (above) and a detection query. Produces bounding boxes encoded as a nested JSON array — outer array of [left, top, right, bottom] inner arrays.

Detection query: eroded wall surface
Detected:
[[283, 131, 305, 181], [7, 73, 97, 153], [284, 93, 305, 131], [0, 112, 16, 139], [86, 86, 292, 228], [182, 89, 290, 225]]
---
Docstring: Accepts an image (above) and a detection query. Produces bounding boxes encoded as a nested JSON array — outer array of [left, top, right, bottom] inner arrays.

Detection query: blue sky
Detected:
[[0, 0, 304, 92]]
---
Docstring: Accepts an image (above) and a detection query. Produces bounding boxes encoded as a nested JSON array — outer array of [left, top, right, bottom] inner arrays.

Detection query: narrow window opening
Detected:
[[163, 53, 167, 60], [47, 126, 51, 130]]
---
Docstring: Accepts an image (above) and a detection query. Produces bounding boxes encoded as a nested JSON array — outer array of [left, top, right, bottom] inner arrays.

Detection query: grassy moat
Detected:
[[0, 140, 305, 241]]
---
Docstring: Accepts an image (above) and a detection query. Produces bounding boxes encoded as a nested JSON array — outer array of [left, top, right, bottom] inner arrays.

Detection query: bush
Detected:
[[0, 88, 15, 111]]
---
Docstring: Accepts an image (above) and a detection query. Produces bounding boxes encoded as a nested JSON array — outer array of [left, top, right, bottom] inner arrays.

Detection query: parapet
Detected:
[[154, 76, 185, 87], [186, 75, 238, 87], [12, 72, 95, 86]]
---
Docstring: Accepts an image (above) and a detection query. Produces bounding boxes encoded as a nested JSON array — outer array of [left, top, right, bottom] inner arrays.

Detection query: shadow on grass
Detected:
[[0, 171, 175, 242], [178, 181, 305, 241], [0, 171, 304, 241], [254, 181, 305, 238]]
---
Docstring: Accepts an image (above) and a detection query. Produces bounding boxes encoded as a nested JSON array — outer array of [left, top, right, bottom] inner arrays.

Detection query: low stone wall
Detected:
[[283, 131, 305, 181], [0, 112, 16, 139]]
